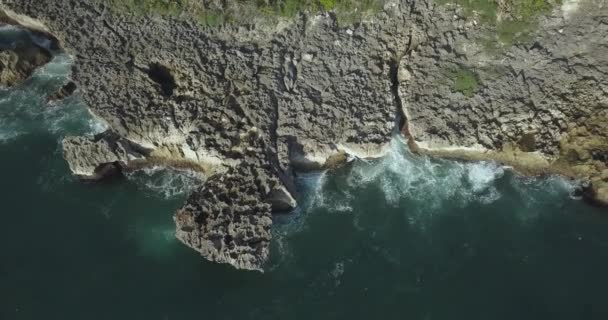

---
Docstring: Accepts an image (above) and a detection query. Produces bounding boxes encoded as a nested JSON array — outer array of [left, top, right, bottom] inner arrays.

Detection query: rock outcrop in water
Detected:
[[0, 8, 58, 87], [0, 33, 50, 87], [47, 80, 77, 103], [1, 0, 606, 270]]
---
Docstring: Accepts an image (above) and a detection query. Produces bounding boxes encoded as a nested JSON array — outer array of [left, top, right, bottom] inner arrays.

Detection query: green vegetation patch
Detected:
[[334, 0, 384, 26], [435, 0, 498, 23], [110, 0, 200, 17], [437, 0, 560, 48], [446, 66, 480, 97], [108, 0, 385, 27]]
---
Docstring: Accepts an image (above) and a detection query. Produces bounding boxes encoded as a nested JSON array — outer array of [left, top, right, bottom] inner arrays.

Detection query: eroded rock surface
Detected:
[[2, 0, 606, 270], [62, 131, 149, 180], [175, 137, 282, 271]]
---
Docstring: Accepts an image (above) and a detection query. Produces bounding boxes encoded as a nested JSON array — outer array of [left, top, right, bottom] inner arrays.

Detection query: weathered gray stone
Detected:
[[62, 131, 148, 180]]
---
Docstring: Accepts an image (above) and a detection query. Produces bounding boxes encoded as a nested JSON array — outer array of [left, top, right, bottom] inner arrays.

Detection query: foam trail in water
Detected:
[[120, 167, 200, 259], [287, 136, 509, 224], [302, 170, 354, 214], [268, 170, 331, 271], [0, 52, 106, 143], [125, 166, 205, 199], [510, 174, 581, 213], [345, 136, 506, 212], [467, 162, 504, 192], [296, 170, 329, 210]]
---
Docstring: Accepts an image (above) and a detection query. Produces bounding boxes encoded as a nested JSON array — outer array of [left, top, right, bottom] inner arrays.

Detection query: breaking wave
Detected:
[[294, 135, 580, 221], [347, 136, 507, 209], [125, 166, 205, 199]]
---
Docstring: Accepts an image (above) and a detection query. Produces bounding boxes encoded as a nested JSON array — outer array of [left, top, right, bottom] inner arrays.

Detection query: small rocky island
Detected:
[[1, 0, 606, 271]]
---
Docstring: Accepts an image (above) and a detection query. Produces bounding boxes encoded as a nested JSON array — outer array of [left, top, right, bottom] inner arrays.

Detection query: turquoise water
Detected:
[[2, 32, 608, 320]]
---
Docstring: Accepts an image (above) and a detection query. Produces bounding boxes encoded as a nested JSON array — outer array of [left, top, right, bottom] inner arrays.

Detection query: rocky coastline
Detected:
[[1, 0, 606, 271]]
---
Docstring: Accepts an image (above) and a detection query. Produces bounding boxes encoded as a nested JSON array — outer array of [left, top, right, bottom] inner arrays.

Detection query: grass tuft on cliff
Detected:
[[446, 66, 480, 97], [108, 0, 385, 27], [437, 0, 561, 48]]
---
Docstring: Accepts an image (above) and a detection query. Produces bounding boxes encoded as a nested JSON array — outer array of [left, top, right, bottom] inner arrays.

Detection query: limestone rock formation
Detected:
[[62, 131, 149, 180], [0, 40, 50, 87]]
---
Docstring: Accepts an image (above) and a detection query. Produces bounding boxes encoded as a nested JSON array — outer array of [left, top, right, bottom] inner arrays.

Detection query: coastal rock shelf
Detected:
[[1, 0, 606, 270]]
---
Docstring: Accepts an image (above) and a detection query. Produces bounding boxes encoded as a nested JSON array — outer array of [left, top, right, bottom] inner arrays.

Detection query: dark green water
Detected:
[[2, 30, 608, 320]]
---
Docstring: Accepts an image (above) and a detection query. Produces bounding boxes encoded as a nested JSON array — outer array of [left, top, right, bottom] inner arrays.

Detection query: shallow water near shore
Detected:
[[2, 39, 608, 320]]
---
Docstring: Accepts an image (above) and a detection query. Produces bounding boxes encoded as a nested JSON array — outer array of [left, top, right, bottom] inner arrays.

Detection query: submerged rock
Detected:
[[47, 80, 77, 103]]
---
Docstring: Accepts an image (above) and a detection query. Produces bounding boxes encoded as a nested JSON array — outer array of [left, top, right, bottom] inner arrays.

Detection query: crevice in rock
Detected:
[[388, 58, 407, 134], [146, 62, 176, 97], [102, 19, 127, 47], [388, 53, 420, 153]]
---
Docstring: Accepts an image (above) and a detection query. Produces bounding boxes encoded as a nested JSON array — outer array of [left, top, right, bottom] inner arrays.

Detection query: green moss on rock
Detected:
[[437, 0, 561, 48], [446, 66, 480, 97], [108, 0, 384, 27]]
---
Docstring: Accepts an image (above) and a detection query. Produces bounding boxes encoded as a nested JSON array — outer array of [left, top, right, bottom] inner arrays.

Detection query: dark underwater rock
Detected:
[[47, 80, 77, 103]]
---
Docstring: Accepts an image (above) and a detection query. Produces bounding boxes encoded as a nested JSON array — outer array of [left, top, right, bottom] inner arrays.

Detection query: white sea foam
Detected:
[[0, 52, 105, 142], [289, 136, 511, 238], [310, 170, 354, 214], [296, 170, 329, 210], [0, 123, 21, 144], [125, 166, 205, 199], [467, 162, 504, 193], [32, 53, 72, 79], [344, 136, 506, 211], [87, 116, 110, 135], [330, 261, 345, 287]]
